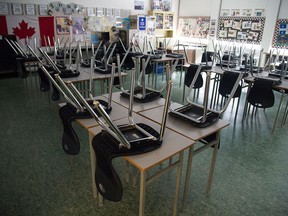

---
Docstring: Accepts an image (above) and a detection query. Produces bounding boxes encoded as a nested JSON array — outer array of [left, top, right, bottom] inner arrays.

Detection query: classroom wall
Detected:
[[0, 0, 179, 16], [179, 0, 286, 52], [178, 0, 213, 16], [278, 0, 288, 19], [220, 0, 281, 52], [2, 0, 287, 51]]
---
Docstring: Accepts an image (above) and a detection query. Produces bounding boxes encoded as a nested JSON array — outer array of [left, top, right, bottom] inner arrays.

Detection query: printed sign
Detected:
[[138, 16, 146, 31]]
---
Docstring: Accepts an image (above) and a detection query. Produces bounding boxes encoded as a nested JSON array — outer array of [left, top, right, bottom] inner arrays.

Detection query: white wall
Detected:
[[0, 0, 179, 16], [179, 0, 284, 52], [220, 0, 281, 52], [278, 0, 288, 19], [179, 0, 213, 16]]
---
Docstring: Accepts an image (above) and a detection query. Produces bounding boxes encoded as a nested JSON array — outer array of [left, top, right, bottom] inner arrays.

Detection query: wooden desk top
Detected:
[[139, 103, 229, 141], [75, 96, 129, 129], [182, 64, 224, 74], [88, 114, 195, 171], [61, 65, 127, 83], [150, 55, 184, 63], [103, 91, 166, 113], [243, 71, 288, 91]]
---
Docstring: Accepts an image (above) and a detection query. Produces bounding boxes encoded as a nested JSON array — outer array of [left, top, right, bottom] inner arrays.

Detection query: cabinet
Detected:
[[148, 11, 174, 37], [0, 35, 17, 77]]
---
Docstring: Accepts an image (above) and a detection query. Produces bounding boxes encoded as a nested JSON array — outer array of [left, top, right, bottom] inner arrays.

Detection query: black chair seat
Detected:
[[92, 123, 161, 201]]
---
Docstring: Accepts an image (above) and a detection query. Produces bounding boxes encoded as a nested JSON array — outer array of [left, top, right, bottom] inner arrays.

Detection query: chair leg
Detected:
[[234, 96, 241, 121], [281, 99, 288, 127], [272, 91, 285, 133], [182, 85, 186, 103]]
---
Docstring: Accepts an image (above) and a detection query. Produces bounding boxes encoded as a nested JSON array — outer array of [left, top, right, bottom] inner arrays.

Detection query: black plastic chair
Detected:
[[247, 78, 275, 116], [218, 71, 242, 120]]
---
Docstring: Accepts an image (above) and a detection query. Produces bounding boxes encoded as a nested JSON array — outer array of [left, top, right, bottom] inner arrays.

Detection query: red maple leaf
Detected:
[[13, 20, 36, 39]]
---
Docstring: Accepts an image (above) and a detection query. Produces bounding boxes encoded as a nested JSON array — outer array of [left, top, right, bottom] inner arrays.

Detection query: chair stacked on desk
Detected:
[[169, 62, 243, 127], [28, 45, 116, 155]]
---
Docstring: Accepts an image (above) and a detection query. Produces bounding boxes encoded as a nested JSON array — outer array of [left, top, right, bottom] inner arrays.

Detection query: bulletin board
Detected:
[[177, 16, 210, 38], [217, 16, 265, 44], [272, 19, 288, 48]]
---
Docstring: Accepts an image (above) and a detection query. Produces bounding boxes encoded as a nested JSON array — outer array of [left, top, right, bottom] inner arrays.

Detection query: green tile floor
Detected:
[[0, 72, 288, 216]]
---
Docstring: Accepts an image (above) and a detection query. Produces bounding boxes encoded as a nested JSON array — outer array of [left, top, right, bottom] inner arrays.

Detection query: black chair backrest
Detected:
[[122, 52, 135, 70], [184, 64, 203, 88], [247, 78, 275, 108], [219, 71, 242, 98], [201, 51, 213, 63]]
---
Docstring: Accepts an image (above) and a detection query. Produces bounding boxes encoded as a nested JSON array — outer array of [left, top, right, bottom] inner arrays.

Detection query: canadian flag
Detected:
[[0, 15, 55, 47]]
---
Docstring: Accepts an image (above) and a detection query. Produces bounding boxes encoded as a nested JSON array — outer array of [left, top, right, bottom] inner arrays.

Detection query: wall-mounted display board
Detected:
[[217, 16, 265, 44], [272, 19, 288, 48], [148, 11, 173, 37], [177, 16, 210, 39]]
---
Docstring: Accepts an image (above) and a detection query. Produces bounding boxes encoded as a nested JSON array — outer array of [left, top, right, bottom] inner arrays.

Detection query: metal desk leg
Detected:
[[272, 90, 285, 133], [179, 65, 183, 88], [206, 135, 220, 193], [139, 170, 147, 216], [181, 145, 194, 211], [173, 151, 184, 216], [89, 133, 97, 198]]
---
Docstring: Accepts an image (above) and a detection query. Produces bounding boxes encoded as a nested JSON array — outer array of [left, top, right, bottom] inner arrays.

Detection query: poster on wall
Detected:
[[0, 3, 9, 15], [231, 9, 240, 17], [242, 9, 252, 17], [152, 0, 171, 11], [254, 9, 265, 17], [147, 16, 156, 36], [134, 0, 144, 10], [72, 17, 85, 34], [12, 3, 23, 15], [220, 9, 229, 17], [25, 4, 36, 16], [138, 16, 146, 31], [217, 16, 265, 44], [116, 18, 130, 29], [56, 16, 70, 35], [272, 19, 288, 48], [39, 5, 48, 15], [177, 16, 210, 38], [210, 19, 216, 36]]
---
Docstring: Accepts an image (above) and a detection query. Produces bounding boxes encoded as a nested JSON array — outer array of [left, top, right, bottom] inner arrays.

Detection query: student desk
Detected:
[[103, 91, 166, 113], [62, 65, 127, 96], [74, 96, 128, 129], [88, 114, 195, 216], [138, 103, 229, 210]]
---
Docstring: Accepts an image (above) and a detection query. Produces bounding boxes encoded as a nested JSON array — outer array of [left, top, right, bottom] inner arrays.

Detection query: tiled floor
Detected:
[[0, 72, 288, 216]]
